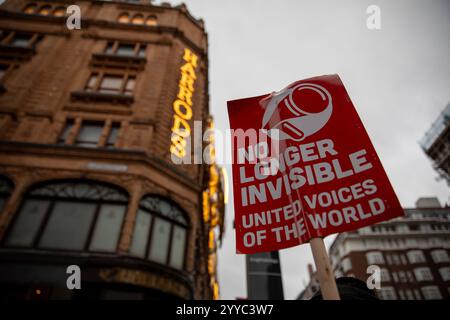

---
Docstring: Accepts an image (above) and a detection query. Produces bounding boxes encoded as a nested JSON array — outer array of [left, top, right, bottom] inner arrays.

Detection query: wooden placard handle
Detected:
[[310, 237, 341, 300]]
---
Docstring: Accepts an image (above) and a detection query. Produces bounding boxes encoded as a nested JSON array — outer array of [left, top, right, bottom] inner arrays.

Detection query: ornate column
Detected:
[[118, 178, 143, 254], [98, 119, 112, 147], [116, 120, 128, 149], [66, 117, 82, 145]]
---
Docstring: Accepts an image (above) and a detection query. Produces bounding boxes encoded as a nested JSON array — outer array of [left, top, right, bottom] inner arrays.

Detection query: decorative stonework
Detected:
[[99, 268, 192, 299]]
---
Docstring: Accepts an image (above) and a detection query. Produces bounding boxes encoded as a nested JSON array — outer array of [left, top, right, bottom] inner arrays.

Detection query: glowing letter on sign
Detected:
[[170, 48, 198, 162]]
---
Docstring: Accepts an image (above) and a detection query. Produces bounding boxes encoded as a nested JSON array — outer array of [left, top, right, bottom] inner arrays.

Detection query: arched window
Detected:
[[131, 14, 144, 25], [4, 180, 128, 253], [130, 195, 189, 270], [23, 3, 38, 14], [117, 12, 130, 24], [53, 6, 66, 17], [145, 15, 157, 27], [0, 175, 14, 213], [38, 5, 52, 16]]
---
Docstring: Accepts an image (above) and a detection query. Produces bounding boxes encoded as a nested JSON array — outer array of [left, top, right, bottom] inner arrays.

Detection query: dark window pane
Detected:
[[139, 196, 187, 225], [85, 74, 97, 91], [89, 204, 126, 252], [169, 226, 186, 269], [99, 75, 123, 94], [148, 217, 170, 264], [5, 199, 50, 247], [104, 42, 114, 55], [58, 122, 73, 145], [124, 77, 135, 95], [10, 34, 32, 47], [0, 64, 7, 80], [116, 44, 135, 56], [129, 209, 152, 258], [39, 201, 96, 250], [75, 123, 103, 148], [138, 46, 146, 57]]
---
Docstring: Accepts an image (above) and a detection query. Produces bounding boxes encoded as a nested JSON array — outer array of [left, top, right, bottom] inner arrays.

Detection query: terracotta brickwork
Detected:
[[0, 0, 213, 299]]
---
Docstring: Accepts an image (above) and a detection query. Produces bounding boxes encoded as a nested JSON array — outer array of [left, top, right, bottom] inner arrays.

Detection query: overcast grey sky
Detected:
[[163, 0, 450, 299]]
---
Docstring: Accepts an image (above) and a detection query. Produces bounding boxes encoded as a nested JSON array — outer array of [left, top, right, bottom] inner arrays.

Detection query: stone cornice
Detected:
[[0, 141, 202, 192], [0, 5, 208, 60]]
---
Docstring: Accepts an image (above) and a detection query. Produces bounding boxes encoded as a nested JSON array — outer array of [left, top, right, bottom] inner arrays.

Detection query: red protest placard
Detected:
[[227, 74, 404, 254]]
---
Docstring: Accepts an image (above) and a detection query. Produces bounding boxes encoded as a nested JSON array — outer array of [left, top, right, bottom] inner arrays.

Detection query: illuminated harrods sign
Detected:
[[170, 48, 198, 159]]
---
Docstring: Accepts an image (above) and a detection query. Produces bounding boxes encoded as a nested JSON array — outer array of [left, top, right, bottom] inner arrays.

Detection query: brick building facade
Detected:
[[0, 0, 224, 300]]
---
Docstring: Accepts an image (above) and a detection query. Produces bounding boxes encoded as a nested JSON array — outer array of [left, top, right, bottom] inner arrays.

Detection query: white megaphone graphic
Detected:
[[261, 83, 333, 142]]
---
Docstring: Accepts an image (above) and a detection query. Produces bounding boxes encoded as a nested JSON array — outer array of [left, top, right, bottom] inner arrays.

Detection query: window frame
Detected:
[[366, 251, 384, 265], [145, 15, 158, 27], [407, 250, 426, 264], [84, 71, 137, 96], [132, 196, 189, 270], [378, 286, 397, 300], [438, 267, 450, 281], [117, 12, 158, 26], [58, 119, 121, 149], [57, 119, 74, 145], [414, 267, 434, 282], [421, 286, 442, 300], [431, 249, 450, 263], [74, 120, 104, 148], [104, 123, 120, 149], [0, 32, 41, 89], [380, 268, 391, 282], [117, 12, 130, 24], [131, 13, 145, 25], [23, 3, 38, 14], [392, 271, 398, 283], [52, 6, 67, 17], [104, 41, 147, 58], [3, 181, 128, 253], [37, 4, 52, 16], [23, 3, 67, 16], [0, 31, 41, 49]]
